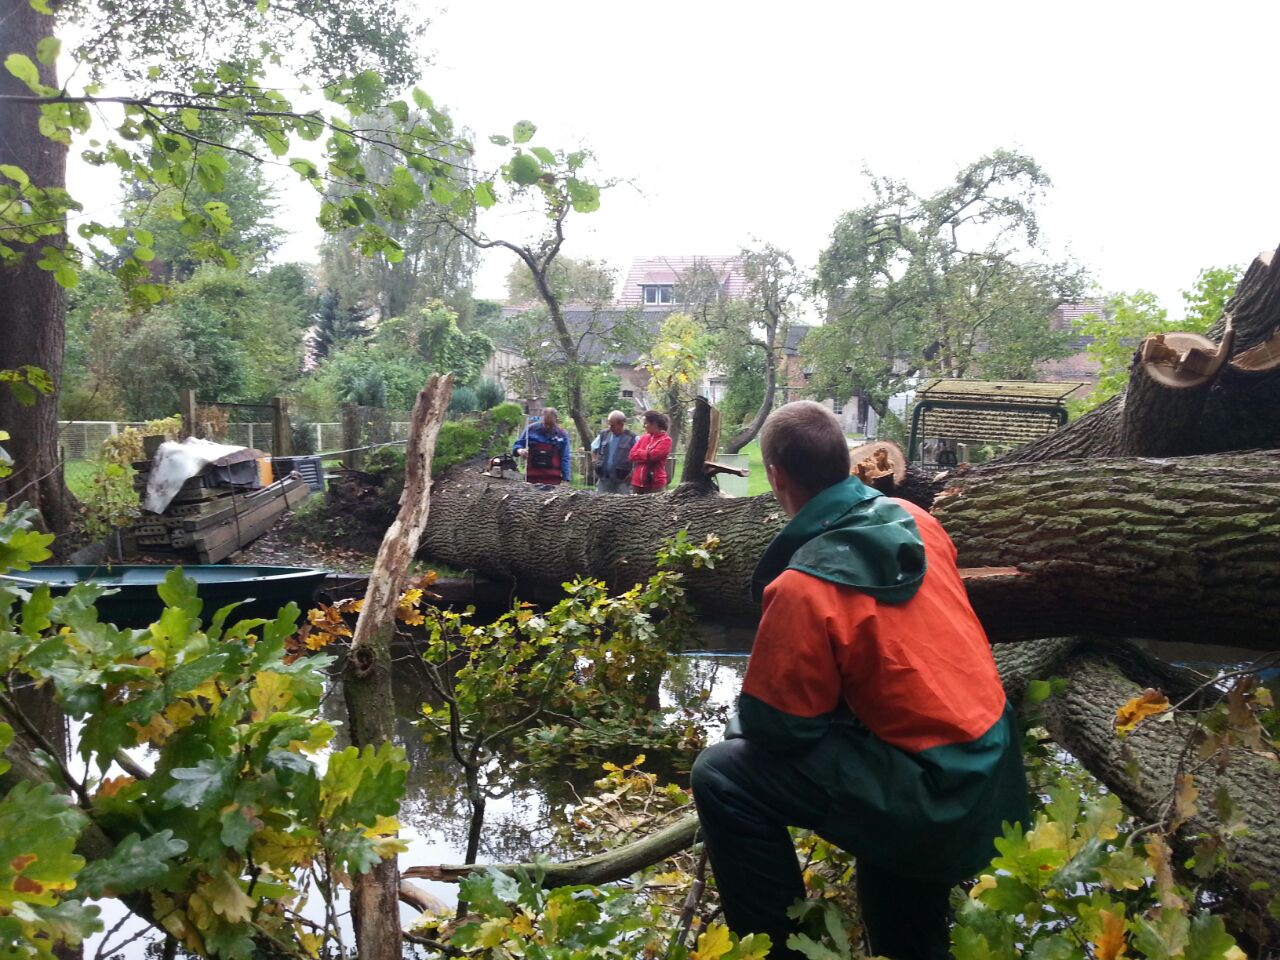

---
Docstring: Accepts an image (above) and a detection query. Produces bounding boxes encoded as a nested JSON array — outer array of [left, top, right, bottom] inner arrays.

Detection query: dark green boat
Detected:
[[0, 565, 328, 628]]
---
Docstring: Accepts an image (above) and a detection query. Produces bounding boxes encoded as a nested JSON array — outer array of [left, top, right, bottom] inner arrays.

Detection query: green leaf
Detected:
[[74, 831, 186, 898], [0, 163, 30, 186], [1185, 912, 1240, 960], [489, 134, 511, 147], [1026, 679, 1052, 704], [530, 146, 555, 165], [179, 107, 201, 131], [163, 758, 229, 807], [508, 152, 541, 186], [567, 178, 600, 213], [0, 503, 56, 571], [35, 37, 60, 67], [195, 152, 228, 193], [411, 88, 434, 111], [512, 120, 537, 144], [4, 54, 40, 89], [473, 180, 497, 209], [0, 781, 88, 910], [351, 195, 378, 222]]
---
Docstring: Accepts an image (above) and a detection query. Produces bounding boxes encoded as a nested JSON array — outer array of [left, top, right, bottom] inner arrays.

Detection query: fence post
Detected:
[[179, 389, 198, 439], [342, 403, 360, 470], [271, 397, 292, 457]]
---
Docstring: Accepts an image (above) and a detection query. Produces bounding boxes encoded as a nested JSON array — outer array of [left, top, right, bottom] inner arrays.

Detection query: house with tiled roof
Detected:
[[1037, 300, 1107, 386], [616, 255, 749, 308]]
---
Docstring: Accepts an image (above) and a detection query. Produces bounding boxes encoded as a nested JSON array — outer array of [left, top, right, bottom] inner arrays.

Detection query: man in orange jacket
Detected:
[[690, 401, 1028, 960]]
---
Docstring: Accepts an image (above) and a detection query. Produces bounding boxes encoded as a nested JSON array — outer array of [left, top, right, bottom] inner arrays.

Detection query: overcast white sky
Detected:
[[79, 0, 1280, 315]]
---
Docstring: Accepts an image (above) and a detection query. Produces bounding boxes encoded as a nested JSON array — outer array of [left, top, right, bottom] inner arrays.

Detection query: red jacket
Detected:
[[629, 431, 672, 489]]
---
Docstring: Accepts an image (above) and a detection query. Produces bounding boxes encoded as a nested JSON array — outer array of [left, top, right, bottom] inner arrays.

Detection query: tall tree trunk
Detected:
[[420, 449, 1280, 649], [344, 375, 452, 960], [725, 338, 778, 455], [0, 0, 72, 531]]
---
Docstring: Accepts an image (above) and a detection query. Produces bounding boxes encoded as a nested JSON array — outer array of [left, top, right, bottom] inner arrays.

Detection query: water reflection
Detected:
[[323, 648, 747, 906]]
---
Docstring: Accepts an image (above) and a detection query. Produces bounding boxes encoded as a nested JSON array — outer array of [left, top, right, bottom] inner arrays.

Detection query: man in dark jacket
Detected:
[[593, 410, 636, 494], [690, 401, 1028, 960], [513, 407, 572, 485]]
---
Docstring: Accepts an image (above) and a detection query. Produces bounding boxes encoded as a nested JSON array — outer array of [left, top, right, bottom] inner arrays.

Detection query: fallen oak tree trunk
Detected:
[[1042, 654, 1280, 946], [421, 449, 1280, 649]]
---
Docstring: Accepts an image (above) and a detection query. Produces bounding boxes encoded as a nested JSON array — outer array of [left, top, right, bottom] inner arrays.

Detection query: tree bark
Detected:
[[343, 374, 452, 960], [421, 449, 1280, 649], [0, 0, 72, 531], [1042, 655, 1280, 945], [931, 450, 1280, 649]]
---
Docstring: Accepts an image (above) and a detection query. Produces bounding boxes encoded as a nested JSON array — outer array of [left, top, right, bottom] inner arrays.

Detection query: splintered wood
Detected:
[[849, 440, 907, 492]]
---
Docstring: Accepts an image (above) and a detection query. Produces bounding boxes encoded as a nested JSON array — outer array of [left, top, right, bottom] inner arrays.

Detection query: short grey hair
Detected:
[[607, 410, 626, 423]]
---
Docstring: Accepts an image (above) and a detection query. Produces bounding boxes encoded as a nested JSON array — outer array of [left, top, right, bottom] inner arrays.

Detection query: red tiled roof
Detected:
[[618, 255, 750, 305]]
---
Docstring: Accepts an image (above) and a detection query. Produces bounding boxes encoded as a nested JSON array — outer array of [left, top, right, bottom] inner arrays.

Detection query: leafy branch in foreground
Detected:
[[0, 500, 409, 958]]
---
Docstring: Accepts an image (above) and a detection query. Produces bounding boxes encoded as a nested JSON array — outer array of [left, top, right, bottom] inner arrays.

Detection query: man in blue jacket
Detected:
[[513, 407, 572, 485]]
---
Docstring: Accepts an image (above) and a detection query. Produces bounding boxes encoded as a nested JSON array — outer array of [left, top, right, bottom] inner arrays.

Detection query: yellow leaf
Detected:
[[691, 922, 733, 960], [969, 874, 997, 899], [299, 933, 323, 957], [477, 916, 510, 948], [130, 711, 175, 747], [96, 775, 135, 799], [1114, 688, 1170, 734], [250, 671, 292, 721], [1170, 773, 1199, 830], [510, 912, 534, 936], [287, 723, 334, 754], [1092, 908, 1128, 960], [201, 870, 255, 924], [1027, 817, 1068, 853]]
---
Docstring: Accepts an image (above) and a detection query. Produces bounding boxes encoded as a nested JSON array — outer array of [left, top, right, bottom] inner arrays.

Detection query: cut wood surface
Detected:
[[1003, 244, 1280, 464], [848, 439, 907, 492]]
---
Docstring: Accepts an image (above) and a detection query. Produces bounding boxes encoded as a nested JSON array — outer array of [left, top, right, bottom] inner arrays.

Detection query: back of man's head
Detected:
[[760, 401, 850, 495]]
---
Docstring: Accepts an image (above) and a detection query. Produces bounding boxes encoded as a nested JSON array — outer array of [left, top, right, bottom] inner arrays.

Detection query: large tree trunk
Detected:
[[421, 448, 1280, 649], [0, 0, 72, 532], [344, 375, 452, 960], [1042, 654, 1280, 946]]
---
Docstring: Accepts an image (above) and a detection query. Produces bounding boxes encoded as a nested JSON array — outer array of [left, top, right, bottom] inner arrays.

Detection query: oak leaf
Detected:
[[1114, 689, 1169, 734], [1092, 908, 1127, 960]]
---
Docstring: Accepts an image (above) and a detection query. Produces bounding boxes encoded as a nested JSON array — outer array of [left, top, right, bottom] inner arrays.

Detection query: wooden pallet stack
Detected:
[[125, 467, 310, 564]]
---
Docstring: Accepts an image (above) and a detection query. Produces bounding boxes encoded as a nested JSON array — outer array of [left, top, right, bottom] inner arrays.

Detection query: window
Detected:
[[831, 397, 844, 415], [642, 285, 674, 305], [621, 389, 634, 398]]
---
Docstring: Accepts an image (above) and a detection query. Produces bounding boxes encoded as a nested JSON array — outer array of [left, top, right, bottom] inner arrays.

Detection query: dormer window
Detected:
[[642, 284, 674, 305]]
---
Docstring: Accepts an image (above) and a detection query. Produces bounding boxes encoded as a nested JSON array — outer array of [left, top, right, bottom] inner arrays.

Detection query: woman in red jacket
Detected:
[[629, 410, 672, 494]]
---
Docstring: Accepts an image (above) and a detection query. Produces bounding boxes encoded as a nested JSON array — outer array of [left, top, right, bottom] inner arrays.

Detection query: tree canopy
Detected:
[[807, 150, 1087, 414]]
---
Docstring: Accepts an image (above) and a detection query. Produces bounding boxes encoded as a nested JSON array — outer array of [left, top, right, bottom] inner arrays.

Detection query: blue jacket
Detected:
[[513, 422, 572, 482]]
